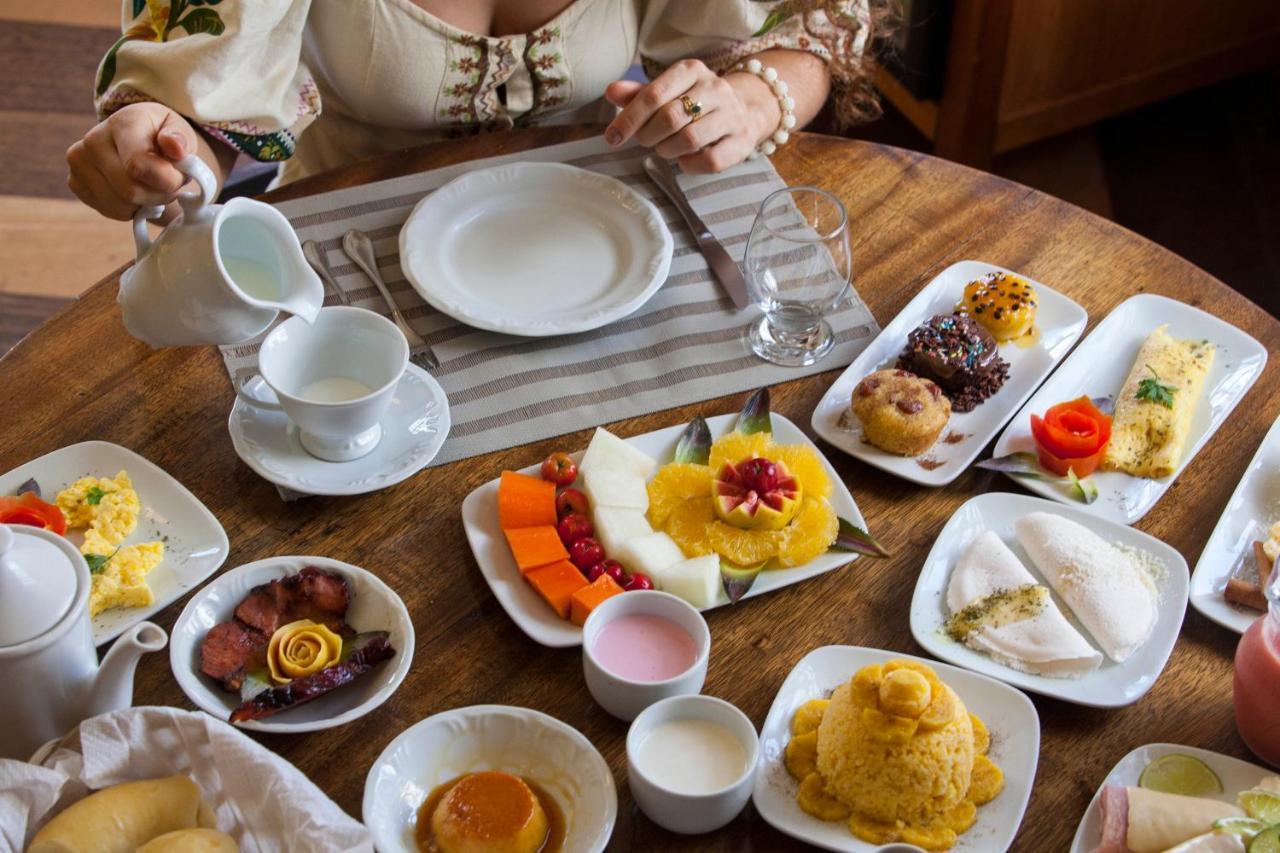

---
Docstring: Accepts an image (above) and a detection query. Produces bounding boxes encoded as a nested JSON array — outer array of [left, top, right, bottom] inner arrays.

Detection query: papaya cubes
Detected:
[[498, 471, 556, 530], [526, 560, 588, 619], [570, 573, 624, 626], [504, 526, 569, 573]]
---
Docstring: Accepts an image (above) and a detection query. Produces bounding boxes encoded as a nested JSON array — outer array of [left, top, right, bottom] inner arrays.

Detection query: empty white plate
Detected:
[[460, 413, 869, 648], [169, 555, 415, 733], [0, 441, 229, 646], [1069, 743, 1272, 852], [909, 492, 1188, 708], [399, 162, 673, 336], [753, 645, 1040, 852], [363, 704, 615, 853], [1190, 414, 1280, 635], [993, 293, 1267, 525], [812, 260, 1087, 487]]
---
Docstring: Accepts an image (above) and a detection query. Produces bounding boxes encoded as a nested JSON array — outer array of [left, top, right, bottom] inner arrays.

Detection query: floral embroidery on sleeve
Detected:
[[97, 0, 227, 96]]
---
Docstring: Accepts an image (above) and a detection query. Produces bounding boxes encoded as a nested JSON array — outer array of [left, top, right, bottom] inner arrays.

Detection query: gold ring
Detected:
[[680, 95, 704, 122]]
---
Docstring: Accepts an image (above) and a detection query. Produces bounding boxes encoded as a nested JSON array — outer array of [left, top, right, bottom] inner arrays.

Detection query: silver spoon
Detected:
[[340, 229, 428, 349], [301, 240, 350, 306]]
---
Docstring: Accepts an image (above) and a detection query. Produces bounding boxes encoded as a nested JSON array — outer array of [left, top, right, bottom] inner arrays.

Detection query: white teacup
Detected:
[[235, 306, 409, 462]]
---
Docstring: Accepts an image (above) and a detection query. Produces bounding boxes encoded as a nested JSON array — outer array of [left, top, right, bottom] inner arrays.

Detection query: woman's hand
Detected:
[[604, 59, 779, 174], [65, 102, 203, 220]]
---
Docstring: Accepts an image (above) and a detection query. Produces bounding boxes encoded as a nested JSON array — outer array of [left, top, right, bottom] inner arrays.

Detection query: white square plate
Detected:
[[1190, 414, 1280, 634], [993, 293, 1267, 525], [812, 260, 1087, 486], [752, 645, 1040, 852], [909, 493, 1188, 708], [1069, 743, 1272, 852], [0, 441, 230, 646], [461, 413, 869, 647]]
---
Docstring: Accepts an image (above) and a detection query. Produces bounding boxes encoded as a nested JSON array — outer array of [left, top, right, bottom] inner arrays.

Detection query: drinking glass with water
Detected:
[[742, 186, 852, 366]]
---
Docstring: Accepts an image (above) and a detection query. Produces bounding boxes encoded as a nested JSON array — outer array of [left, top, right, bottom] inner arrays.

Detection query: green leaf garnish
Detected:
[[1067, 468, 1099, 504], [1135, 364, 1176, 408], [976, 453, 1099, 504], [239, 667, 273, 703], [85, 486, 107, 505], [84, 548, 119, 574], [721, 558, 768, 603], [833, 517, 891, 558], [673, 416, 712, 465], [737, 388, 772, 436]]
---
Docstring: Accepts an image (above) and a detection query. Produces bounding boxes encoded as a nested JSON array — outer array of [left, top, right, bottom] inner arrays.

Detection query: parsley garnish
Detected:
[[85, 486, 107, 505], [1135, 364, 1176, 408], [84, 549, 119, 574]]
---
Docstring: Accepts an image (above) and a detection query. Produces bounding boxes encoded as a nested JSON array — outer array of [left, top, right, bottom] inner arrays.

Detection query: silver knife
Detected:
[[642, 156, 751, 310]]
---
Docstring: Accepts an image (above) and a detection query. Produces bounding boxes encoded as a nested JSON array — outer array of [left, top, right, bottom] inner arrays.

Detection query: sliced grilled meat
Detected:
[[199, 621, 268, 691]]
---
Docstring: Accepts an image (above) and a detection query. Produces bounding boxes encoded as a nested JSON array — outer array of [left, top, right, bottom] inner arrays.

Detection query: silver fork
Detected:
[[340, 229, 438, 370]]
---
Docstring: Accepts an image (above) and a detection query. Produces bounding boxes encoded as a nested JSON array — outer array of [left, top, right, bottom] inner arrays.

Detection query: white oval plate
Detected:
[[992, 293, 1267, 525], [363, 704, 616, 853], [753, 645, 1040, 852], [460, 413, 870, 648], [399, 162, 673, 336], [1190, 414, 1280, 634], [1069, 743, 1273, 852], [170, 555, 415, 733], [0, 440, 230, 647], [811, 260, 1087, 487], [909, 492, 1189, 708]]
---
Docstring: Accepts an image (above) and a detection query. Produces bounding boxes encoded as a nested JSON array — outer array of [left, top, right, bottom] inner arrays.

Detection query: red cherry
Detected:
[[624, 573, 654, 591], [586, 562, 608, 582], [568, 537, 605, 571], [555, 488, 589, 518], [597, 559, 628, 585], [557, 513, 594, 546], [540, 452, 578, 487]]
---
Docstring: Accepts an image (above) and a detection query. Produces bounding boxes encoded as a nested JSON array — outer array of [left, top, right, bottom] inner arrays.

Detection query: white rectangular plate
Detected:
[[993, 293, 1267, 525], [753, 645, 1040, 852], [812, 260, 1087, 486], [0, 441, 230, 646], [1190, 414, 1280, 635], [909, 492, 1188, 708], [461, 413, 867, 648], [1069, 743, 1272, 852]]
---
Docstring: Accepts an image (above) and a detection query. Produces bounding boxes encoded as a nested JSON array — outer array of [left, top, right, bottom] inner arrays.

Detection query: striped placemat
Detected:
[[218, 136, 879, 472]]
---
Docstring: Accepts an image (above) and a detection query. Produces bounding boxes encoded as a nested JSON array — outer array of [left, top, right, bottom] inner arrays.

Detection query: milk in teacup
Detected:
[[299, 377, 375, 403]]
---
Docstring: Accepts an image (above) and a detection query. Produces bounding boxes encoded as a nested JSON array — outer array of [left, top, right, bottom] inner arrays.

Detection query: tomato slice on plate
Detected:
[[0, 492, 68, 534], [1030, 396, 1112, 477]]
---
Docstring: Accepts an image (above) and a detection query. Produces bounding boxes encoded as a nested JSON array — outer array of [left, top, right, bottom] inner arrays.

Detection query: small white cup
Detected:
[[626, 694, 760, 835], [235, 306, 408, 461], [582, 590, 709, 722]]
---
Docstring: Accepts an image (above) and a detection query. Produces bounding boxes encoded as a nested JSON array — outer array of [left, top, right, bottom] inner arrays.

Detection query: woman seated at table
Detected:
[[66, 0, 886, 220]]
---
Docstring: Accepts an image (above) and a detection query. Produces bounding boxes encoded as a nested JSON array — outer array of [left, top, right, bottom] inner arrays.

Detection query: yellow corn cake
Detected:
[[1103, 325, 1214, 478]]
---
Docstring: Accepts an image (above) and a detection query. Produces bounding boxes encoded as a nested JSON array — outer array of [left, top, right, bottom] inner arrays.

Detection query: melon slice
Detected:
[[592, 507, 654, 554], [613, 531, 686, 582], [657, 555, 721, 609], [580, 428, 658, 479], [583, 468, 648, 511]]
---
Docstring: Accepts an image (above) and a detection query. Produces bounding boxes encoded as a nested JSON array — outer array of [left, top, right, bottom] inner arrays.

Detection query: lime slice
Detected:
[[1214, 816, 1267, 839], [1138, 754, 1224, 796], [1241, 790, 1280, 824], [1248, 826, 1280, 853]]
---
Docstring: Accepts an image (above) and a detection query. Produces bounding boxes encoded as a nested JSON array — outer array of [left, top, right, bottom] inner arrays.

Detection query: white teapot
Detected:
[[118, 155, 324, 347], [0, 523, 166, 760]]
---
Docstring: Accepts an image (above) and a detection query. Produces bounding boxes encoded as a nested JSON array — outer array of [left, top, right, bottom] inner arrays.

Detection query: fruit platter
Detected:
[[461, 390, 888, 647]]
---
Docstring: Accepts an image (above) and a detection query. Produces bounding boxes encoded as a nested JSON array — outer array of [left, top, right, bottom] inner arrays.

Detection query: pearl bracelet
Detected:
[[731, 58, 797, 159]]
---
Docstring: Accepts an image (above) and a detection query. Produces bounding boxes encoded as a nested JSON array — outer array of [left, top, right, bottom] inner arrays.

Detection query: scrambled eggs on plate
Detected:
[[56, 471, 164, 616]]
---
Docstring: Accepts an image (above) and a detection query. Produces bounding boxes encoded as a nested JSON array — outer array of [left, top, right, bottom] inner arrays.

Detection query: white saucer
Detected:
[[228, 364, 450, 496]]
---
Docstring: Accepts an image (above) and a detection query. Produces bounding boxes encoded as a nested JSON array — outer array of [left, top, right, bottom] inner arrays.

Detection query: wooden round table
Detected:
[[3, 127, 1277, 851]]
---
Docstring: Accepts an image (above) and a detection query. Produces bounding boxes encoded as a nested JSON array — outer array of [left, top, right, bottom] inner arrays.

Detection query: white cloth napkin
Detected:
[[0, 706, 372, 852]]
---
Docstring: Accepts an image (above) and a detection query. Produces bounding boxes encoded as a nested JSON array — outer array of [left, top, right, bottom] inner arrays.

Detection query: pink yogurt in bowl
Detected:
[[582, 591, 711, 721]]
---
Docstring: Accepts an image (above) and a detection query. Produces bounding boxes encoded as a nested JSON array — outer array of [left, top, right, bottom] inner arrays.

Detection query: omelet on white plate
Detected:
[[1103, 324, 1214, 479], [56, 470, 164, 616]]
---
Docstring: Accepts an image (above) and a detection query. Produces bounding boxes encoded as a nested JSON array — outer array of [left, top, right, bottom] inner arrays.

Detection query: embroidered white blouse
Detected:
[[97, 0, 866, 184]]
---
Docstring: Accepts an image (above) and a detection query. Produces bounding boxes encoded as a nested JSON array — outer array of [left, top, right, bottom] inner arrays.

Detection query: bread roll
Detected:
[[28, 776, 215, 853], [136, 828, 238, 852]]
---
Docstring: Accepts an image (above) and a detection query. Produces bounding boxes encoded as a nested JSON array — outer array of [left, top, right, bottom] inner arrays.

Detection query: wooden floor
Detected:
[[1, 5, 1277, 352]]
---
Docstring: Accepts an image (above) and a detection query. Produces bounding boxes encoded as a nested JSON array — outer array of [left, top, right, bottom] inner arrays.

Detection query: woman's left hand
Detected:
[[604, 59, 773, 174]]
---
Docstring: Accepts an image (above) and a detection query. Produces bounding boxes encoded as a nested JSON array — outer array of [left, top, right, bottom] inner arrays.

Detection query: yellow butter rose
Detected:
[[267, 619, 343, 683]]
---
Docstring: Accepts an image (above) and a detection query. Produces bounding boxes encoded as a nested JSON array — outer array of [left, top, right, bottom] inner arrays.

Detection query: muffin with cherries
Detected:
[[852, 369, 951, 456]]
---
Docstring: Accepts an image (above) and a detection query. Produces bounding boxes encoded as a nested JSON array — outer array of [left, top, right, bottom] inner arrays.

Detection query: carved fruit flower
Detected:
[[267, 619, 343, 683], [713, 457, 803, 531]]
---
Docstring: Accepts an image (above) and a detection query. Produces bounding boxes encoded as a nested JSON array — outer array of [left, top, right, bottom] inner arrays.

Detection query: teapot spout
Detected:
[[86, 621, 166, 718]]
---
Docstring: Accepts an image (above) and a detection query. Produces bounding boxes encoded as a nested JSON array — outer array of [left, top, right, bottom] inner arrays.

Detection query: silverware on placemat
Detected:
[[340, 229, 437, 370], [642, 155, 750, 310], [301, 240, 350, 306]]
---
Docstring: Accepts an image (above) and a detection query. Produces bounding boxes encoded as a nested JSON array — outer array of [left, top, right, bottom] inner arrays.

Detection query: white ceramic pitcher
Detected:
[[0, 523, 166, 760], [118, 155, 323, 347]]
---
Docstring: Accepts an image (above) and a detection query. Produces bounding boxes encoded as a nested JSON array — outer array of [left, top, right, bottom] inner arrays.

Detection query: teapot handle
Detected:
[[130, 154, 220, 259]]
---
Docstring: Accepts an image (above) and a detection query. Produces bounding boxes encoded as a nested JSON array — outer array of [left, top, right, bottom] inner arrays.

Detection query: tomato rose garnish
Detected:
[[0, 492, 68, 535], [1030, 396, 1112, 477]]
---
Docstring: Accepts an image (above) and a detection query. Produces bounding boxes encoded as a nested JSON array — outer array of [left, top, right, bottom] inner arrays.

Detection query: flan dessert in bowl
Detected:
[[784, 658, 1004, 851], [417, 770, 563, 853]]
